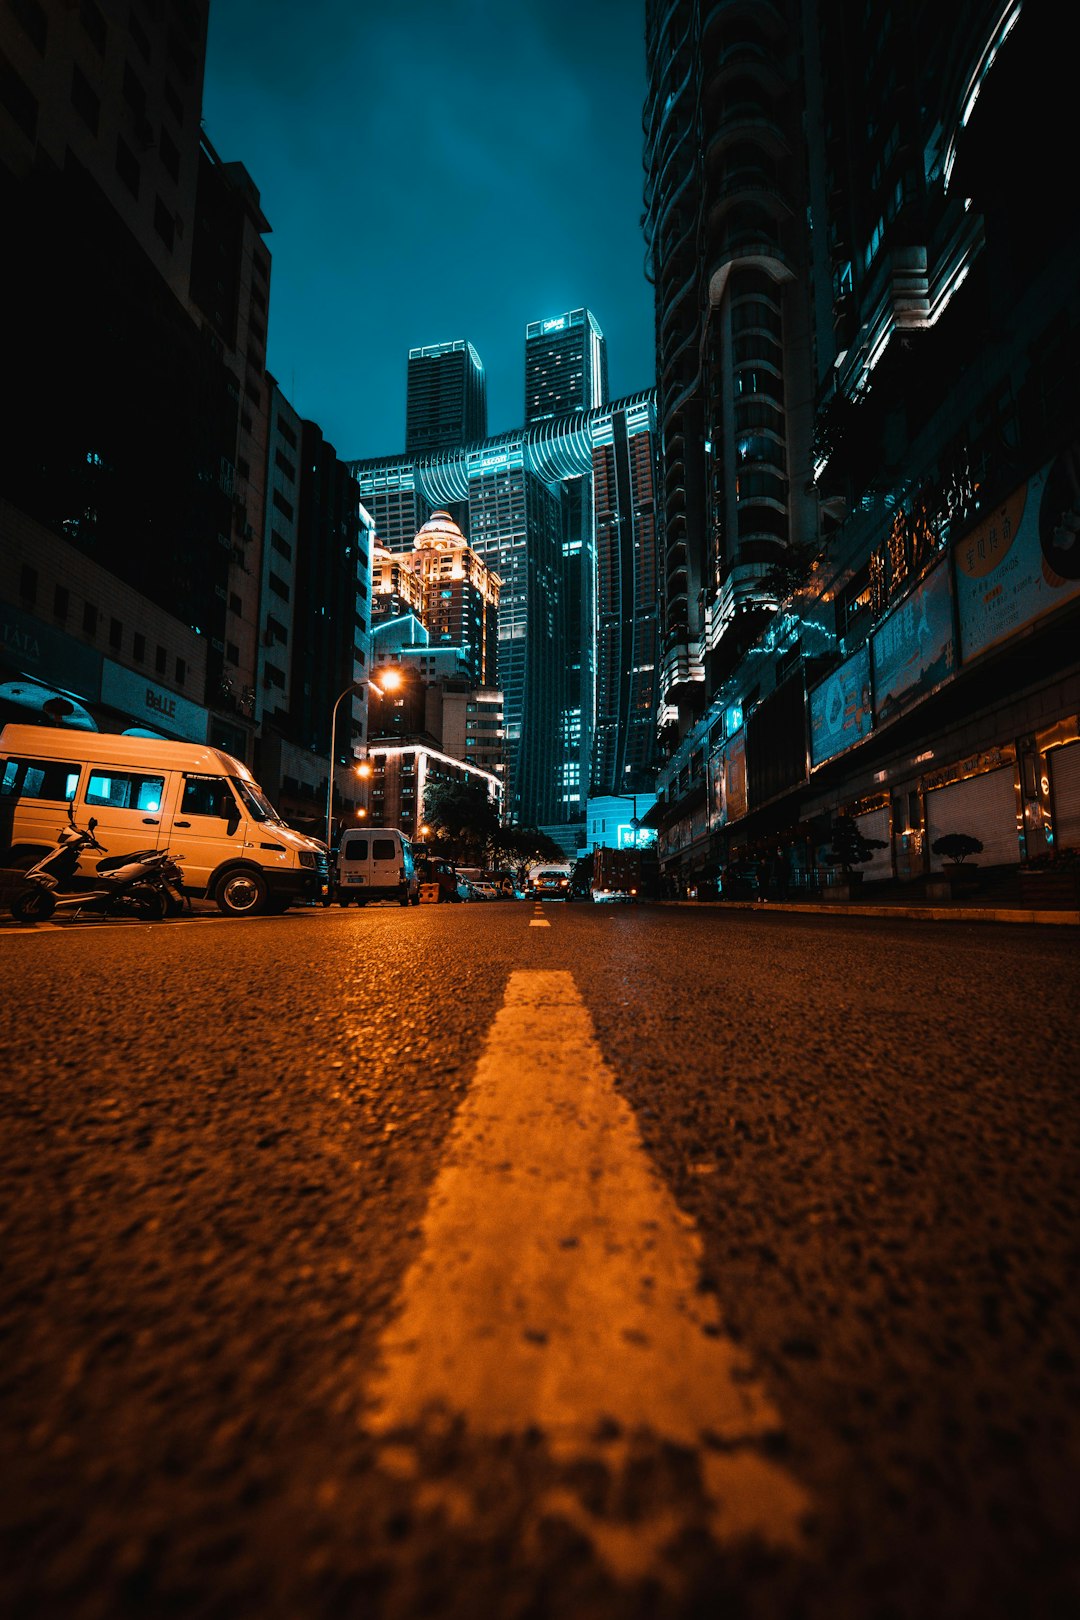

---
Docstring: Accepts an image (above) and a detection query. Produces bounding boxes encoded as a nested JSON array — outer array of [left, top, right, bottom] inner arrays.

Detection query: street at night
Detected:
[[2, 902, 1078, 1619]]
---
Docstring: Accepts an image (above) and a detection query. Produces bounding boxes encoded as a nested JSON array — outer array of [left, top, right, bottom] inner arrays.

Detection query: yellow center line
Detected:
[[364, 969, 809, 1577]]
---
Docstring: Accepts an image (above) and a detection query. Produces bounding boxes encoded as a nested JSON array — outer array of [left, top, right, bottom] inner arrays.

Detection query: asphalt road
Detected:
[[1, 901, 1078, 1620]]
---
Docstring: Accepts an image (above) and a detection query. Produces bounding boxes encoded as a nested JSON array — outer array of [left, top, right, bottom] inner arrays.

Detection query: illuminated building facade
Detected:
[[411, 512, 501, 688], [645, 2, 1080, 893], [524, 309, 608, 426], [350, 390, 660, 831], [406, 340, 487, 454]]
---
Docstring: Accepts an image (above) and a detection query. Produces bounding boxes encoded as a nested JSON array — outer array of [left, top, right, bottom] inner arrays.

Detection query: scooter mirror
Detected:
[[88, 817, 98, 832]]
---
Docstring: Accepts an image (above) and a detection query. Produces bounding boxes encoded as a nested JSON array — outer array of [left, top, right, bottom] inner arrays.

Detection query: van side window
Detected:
[[1, 757, 80, 801], [181, 776, 233, 818], [372, 838, 396, 861], [86, 771, 165, 812], [342, 838, 368, 861]]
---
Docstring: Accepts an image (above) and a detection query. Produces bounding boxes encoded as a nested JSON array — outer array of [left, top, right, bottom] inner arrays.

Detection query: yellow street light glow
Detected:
[[379, 669, 403, 692], [356, 761, 373, 778]]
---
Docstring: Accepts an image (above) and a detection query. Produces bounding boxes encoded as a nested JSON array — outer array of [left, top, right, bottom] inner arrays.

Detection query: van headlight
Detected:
[[298, 850, 317, 868]]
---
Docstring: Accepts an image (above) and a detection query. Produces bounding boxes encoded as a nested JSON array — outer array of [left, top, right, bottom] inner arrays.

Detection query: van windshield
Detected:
[[231, 778, 284, 825]]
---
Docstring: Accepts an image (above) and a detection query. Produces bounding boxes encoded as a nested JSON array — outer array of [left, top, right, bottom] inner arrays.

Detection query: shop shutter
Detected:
[[926, 766, 1019, 870], [855, 806, 892, 880], [1049, 741, 1080, 851]]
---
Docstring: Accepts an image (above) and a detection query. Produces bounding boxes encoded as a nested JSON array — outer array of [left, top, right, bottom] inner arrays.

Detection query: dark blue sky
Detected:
[[202, 1, 655, 464]]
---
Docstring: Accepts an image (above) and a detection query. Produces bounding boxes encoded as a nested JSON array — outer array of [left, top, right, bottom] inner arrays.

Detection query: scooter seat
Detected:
[[96, 850, 159, 871]]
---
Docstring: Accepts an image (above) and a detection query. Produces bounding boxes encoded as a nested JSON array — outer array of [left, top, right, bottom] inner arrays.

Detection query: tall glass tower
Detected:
[[405, 340, 487, 454], [524, 309, 608, 425]]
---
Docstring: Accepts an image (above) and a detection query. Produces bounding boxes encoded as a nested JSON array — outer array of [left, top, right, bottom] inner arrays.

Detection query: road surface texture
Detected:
[[1, 901, 1078, 1620]]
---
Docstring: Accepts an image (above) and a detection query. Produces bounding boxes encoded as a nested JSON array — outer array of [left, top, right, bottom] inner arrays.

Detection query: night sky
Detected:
[[202, 0, 655, 464]]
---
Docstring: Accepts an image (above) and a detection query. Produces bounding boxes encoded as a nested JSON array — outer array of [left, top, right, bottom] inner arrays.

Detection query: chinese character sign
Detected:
[[871, 559, 955, 724]]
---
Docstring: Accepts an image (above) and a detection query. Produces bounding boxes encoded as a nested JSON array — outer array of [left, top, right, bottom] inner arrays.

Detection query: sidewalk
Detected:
[[659, 892, 1080, 926]]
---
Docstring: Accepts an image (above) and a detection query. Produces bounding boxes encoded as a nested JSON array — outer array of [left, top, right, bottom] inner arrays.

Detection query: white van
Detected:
[[0, 724, 328, 915], [336, 827, 418, 907]]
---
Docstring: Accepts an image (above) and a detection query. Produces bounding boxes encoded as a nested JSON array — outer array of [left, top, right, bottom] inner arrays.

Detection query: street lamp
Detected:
[[326, 681, 360, 851]]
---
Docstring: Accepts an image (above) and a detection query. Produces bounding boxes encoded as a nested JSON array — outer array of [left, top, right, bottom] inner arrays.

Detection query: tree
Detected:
[[931, 832, 983, 865], [490, 825, 566, 880], [827, 814, 886, 877], [422, 781, 499, 863]]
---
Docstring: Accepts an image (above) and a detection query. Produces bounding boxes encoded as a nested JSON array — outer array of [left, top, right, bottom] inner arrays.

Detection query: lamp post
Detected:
[[326, 681, 359, 852]]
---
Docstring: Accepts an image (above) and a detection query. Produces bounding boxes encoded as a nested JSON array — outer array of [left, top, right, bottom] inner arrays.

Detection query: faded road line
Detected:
[[364, 968, 809, 1579]]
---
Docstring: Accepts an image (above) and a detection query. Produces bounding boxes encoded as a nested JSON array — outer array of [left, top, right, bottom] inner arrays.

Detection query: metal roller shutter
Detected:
[[1049, 741, 1080, 850], [925, 766, 1019, 870], [855, 806, 892, 880]]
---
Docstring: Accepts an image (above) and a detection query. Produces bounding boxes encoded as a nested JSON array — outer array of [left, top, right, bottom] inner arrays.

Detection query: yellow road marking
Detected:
[[364, 969, 809, 1576]]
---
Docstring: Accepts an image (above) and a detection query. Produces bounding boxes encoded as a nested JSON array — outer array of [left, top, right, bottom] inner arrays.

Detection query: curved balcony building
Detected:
[[645, 0, 817, 742]]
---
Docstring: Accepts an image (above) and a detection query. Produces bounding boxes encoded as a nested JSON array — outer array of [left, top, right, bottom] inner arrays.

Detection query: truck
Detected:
[[590, 845, 660, 903]]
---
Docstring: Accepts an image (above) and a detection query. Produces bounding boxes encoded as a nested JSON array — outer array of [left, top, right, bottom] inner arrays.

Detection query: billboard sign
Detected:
[[809, 644, 872, 768], [871, 558, 955, 724], [956, 442, 1080, 662]]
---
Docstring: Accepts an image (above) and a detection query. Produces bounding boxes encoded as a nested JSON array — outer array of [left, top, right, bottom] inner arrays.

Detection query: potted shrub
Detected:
[[825, 815, 887, 898], [927, 832, 983, 898]]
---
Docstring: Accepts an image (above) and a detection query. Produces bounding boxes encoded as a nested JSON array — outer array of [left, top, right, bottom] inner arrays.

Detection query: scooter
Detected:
[[10, 812, 186, 925]]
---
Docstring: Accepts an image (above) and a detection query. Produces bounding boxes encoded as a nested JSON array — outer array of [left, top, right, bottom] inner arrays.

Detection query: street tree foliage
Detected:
[[491, 825, 566, 876], [422, 781, 499, 861]]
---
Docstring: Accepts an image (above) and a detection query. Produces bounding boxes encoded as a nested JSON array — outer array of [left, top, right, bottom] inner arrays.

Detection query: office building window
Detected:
[[115, 136, 140, 198], [19, 563, 37, 604], [82, 602, 98, 636], [155, 645, 167, 674], [153, 195, 175, 250], [175, 657, 186, 685], [53, 585, 69, 622], [133, 633, 146, 662], [70, 64, 99, 133], [109, 617, 122, 650]]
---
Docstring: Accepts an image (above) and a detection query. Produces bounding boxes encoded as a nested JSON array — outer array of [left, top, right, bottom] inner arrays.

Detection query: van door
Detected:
[[338, 832, 370, 894], [81, 763, 168, 874], [370, 832, 402, 897], [165, 772, 248, 894], [1, 752, 83, 858]]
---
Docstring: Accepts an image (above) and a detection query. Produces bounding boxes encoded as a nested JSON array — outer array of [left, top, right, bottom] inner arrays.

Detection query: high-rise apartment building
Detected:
[[644, 2, 1080, 895], [524, 309, 608, 425], [405, 340, 487, 454]]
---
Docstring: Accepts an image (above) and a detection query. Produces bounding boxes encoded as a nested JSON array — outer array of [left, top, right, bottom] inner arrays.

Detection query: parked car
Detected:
[[529, 867, 571, 899]]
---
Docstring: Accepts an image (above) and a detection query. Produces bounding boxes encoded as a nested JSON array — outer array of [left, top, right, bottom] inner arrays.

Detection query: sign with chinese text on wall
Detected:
[[871, 558, 955, 725], [809, 644, 872, 768], [956, 442, 1080, 662]]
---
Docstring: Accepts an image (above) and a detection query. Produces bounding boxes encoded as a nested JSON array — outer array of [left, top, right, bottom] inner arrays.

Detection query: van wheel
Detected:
[[215, 869, 268, 916], [398, 892, 410, 907]]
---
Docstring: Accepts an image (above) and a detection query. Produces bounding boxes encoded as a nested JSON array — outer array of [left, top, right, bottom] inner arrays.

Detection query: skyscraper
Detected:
[[350, 389, 659, 832], [524, 309, 608, 425], [405, 340, 487, 454], [643, 1, 1080, 897]]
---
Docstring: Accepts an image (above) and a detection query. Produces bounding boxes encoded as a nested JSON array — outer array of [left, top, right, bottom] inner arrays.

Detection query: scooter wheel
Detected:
[[129, 884, 168, 922], [11, 888, 57, 924]]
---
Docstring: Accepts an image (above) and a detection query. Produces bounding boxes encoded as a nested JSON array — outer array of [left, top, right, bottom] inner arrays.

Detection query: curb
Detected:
[[656, 899, 1080, 926]]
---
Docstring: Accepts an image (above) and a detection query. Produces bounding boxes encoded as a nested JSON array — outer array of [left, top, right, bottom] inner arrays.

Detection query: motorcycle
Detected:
[[10, 812, 187, 925]]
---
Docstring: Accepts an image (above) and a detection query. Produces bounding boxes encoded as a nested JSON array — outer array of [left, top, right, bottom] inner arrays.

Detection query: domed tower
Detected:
[[412, 512, 501, 687]]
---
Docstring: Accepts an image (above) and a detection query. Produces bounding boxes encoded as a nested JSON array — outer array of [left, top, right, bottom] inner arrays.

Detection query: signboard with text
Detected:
[[955, 443, 1080, 662], [809, 644, 873, 768], [871, 558, 955, 724], [101, 660, 208, 743]]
